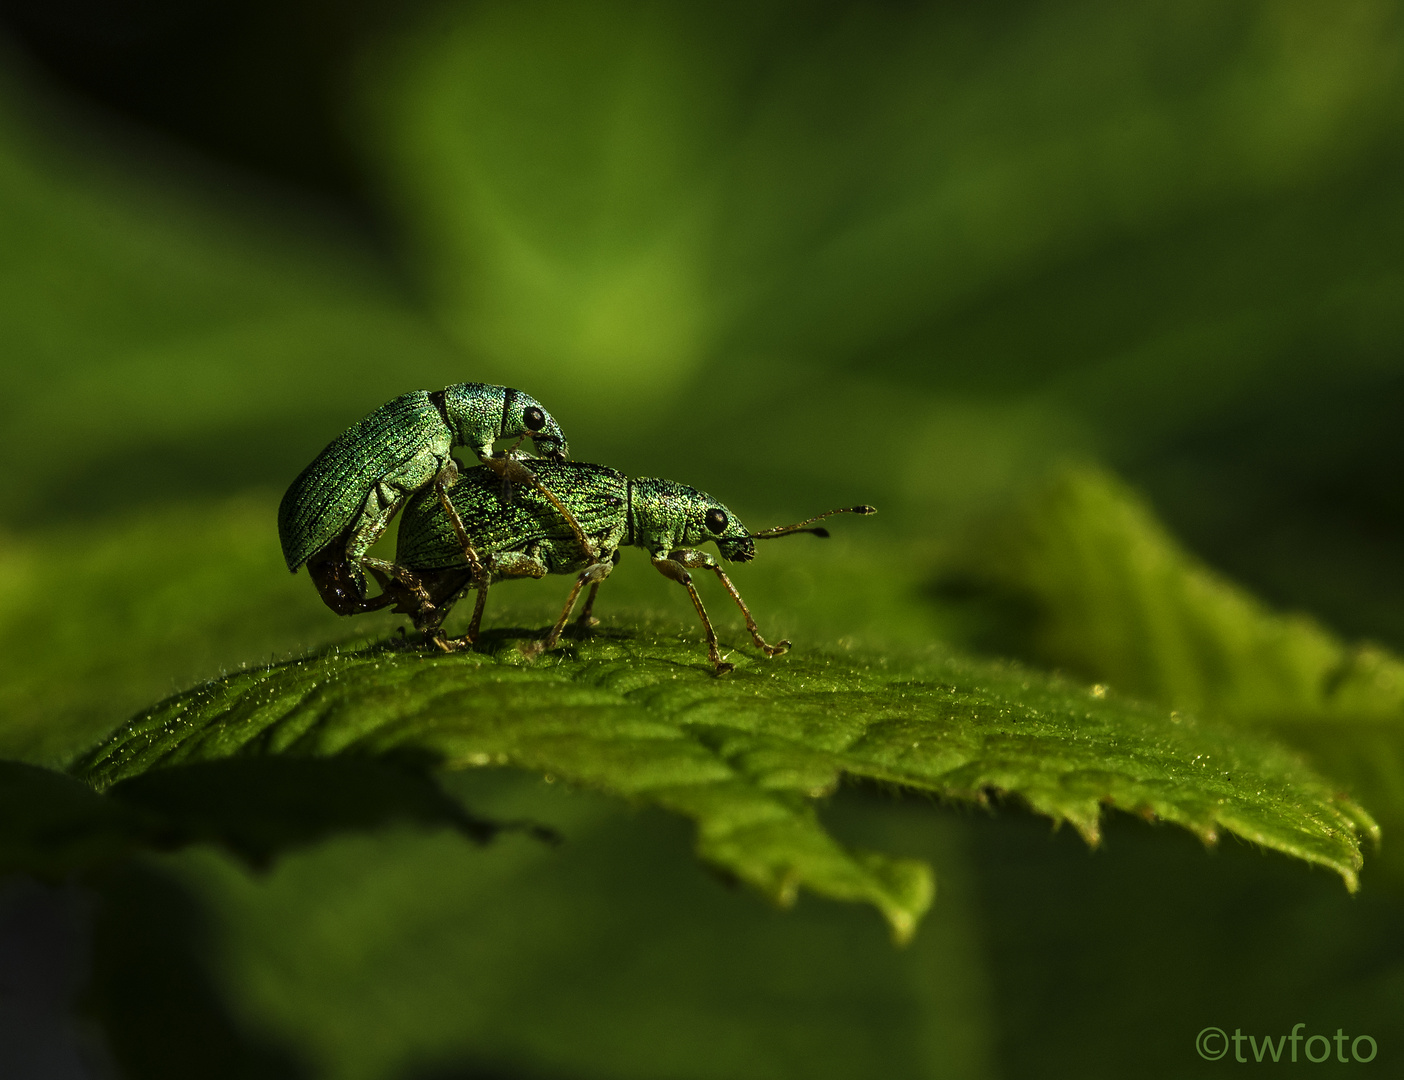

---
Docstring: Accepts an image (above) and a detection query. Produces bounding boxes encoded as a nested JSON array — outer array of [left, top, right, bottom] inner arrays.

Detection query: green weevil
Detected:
[[277, 383, 588, 616], [373, 459, 875, 674]]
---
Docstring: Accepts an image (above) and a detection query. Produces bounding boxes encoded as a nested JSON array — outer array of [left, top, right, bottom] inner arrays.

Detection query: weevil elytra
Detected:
[[374, 459, 875, 674], [277, 383, 589, 616]]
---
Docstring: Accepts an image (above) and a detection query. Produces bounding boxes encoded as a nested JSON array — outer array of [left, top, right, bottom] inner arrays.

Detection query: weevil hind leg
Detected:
[[522, 560, 614, 661]]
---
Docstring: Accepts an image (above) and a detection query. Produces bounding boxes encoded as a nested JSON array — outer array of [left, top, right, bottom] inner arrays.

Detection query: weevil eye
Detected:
[[522, 406, 546, 432], [705, 508, 728, 534]]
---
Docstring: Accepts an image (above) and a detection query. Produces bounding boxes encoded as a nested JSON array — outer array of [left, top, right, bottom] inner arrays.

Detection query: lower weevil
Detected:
[[374, 459, 875, 674]]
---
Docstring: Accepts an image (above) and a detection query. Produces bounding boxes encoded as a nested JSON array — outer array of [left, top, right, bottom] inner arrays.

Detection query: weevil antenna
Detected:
[[751, 505, 876, 540]]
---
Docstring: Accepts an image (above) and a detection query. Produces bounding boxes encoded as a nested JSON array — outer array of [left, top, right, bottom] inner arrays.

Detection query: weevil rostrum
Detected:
[[277, 383, 590, 616], [373, 459, 875, 674]]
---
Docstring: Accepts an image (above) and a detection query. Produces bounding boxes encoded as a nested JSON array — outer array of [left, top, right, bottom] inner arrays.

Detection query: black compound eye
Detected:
[[522, 405, 546, 432], [705, 508, 728, 534]]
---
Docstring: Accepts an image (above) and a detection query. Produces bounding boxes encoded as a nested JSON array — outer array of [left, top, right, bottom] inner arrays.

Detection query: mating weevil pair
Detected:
[[279, 383, 874, 674], [278, 383, 588, 614]]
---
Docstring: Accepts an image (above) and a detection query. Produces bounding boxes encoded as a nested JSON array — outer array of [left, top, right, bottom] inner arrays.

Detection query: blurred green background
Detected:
[[1, 0, 1402, 1076]]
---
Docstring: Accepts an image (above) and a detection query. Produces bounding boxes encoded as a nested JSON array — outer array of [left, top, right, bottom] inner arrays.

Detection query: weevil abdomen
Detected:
[[278, 390, 452, 573]]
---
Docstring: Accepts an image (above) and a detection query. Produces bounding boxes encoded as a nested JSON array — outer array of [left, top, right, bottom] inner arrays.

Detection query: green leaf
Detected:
[[940, 464, 1404, 882], [74, 631, 1376, 938], [0, 760, 161, 878], [159, 781, 998, 1080], [941, 464, 1404, 722], [0, 754, 516, 879]]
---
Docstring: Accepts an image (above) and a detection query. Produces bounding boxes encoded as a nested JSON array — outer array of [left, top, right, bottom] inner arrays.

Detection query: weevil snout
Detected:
[[717, 537, 756, 562]]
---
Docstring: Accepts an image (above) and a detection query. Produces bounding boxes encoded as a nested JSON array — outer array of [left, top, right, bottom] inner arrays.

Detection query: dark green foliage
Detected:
[[3, 0, 1404, 1075], [940, 464, 1404, 890], [0, 762, 162, 879]]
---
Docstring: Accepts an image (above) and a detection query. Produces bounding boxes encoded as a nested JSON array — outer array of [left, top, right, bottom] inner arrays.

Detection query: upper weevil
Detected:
[[375, 459, 875, 674], [278, 383, 587, 615]]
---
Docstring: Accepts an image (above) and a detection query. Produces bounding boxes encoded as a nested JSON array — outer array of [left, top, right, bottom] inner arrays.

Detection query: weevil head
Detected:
[[503, 389, 568, 461], [630, 478, 755, 562], [440, 383, 569, 461]]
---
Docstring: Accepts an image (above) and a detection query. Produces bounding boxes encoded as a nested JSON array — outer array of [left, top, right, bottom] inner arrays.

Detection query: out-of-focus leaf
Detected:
[[0, 59, 464, 528], [75, 632, 1377, 938], [939, 464, 1404, 880], [0, 761, 159, 878], [356, 0, 1404, 407], [106, 756, 513, 867], [0, 496, 397, 767], [939, 465, 1404, 721], [0, 754, 511, 880], [160, 779, 996, 1080]]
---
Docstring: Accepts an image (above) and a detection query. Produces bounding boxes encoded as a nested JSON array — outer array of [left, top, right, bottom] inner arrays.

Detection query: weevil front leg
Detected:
[[651, 556, 734, 675], [432, 466, 490, 592], [481, 452, 596, 563], [521, 559, 615, 661], [669, 549, 791, 658]]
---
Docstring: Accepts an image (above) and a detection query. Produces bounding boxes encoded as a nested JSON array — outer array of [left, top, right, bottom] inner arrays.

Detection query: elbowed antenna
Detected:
[[750, 505, 877, 540]]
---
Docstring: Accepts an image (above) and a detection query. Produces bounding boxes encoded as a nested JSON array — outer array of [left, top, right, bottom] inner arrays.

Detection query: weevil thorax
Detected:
[[627, 478, 756, 562], [438, 383, 508, 460]]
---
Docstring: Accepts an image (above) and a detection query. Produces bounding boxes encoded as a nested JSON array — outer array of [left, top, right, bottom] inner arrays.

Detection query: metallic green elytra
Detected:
[[380, 460, 875, 674], [277, 383, 570, 615]]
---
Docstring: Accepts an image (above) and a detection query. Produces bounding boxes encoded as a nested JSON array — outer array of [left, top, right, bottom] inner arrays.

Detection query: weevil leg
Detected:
[[574, 550, 618, 630], [652, 557, 734, 675], [364, 560, 463, 652], [669, 550, 790, 659], [575, 581, 602, 628], [364, 558, 434, 614], [482, 454, 596, 565], [434, 474, 490, 591], [489, 434, 530, 503], [444, 553, 549, 651], [522, 560, 614, 660], [461, 582, 491, 647]]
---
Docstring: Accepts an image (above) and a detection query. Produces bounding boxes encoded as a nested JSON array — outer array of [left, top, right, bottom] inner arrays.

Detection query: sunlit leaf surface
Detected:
[[76, 630, 1375, 938]]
